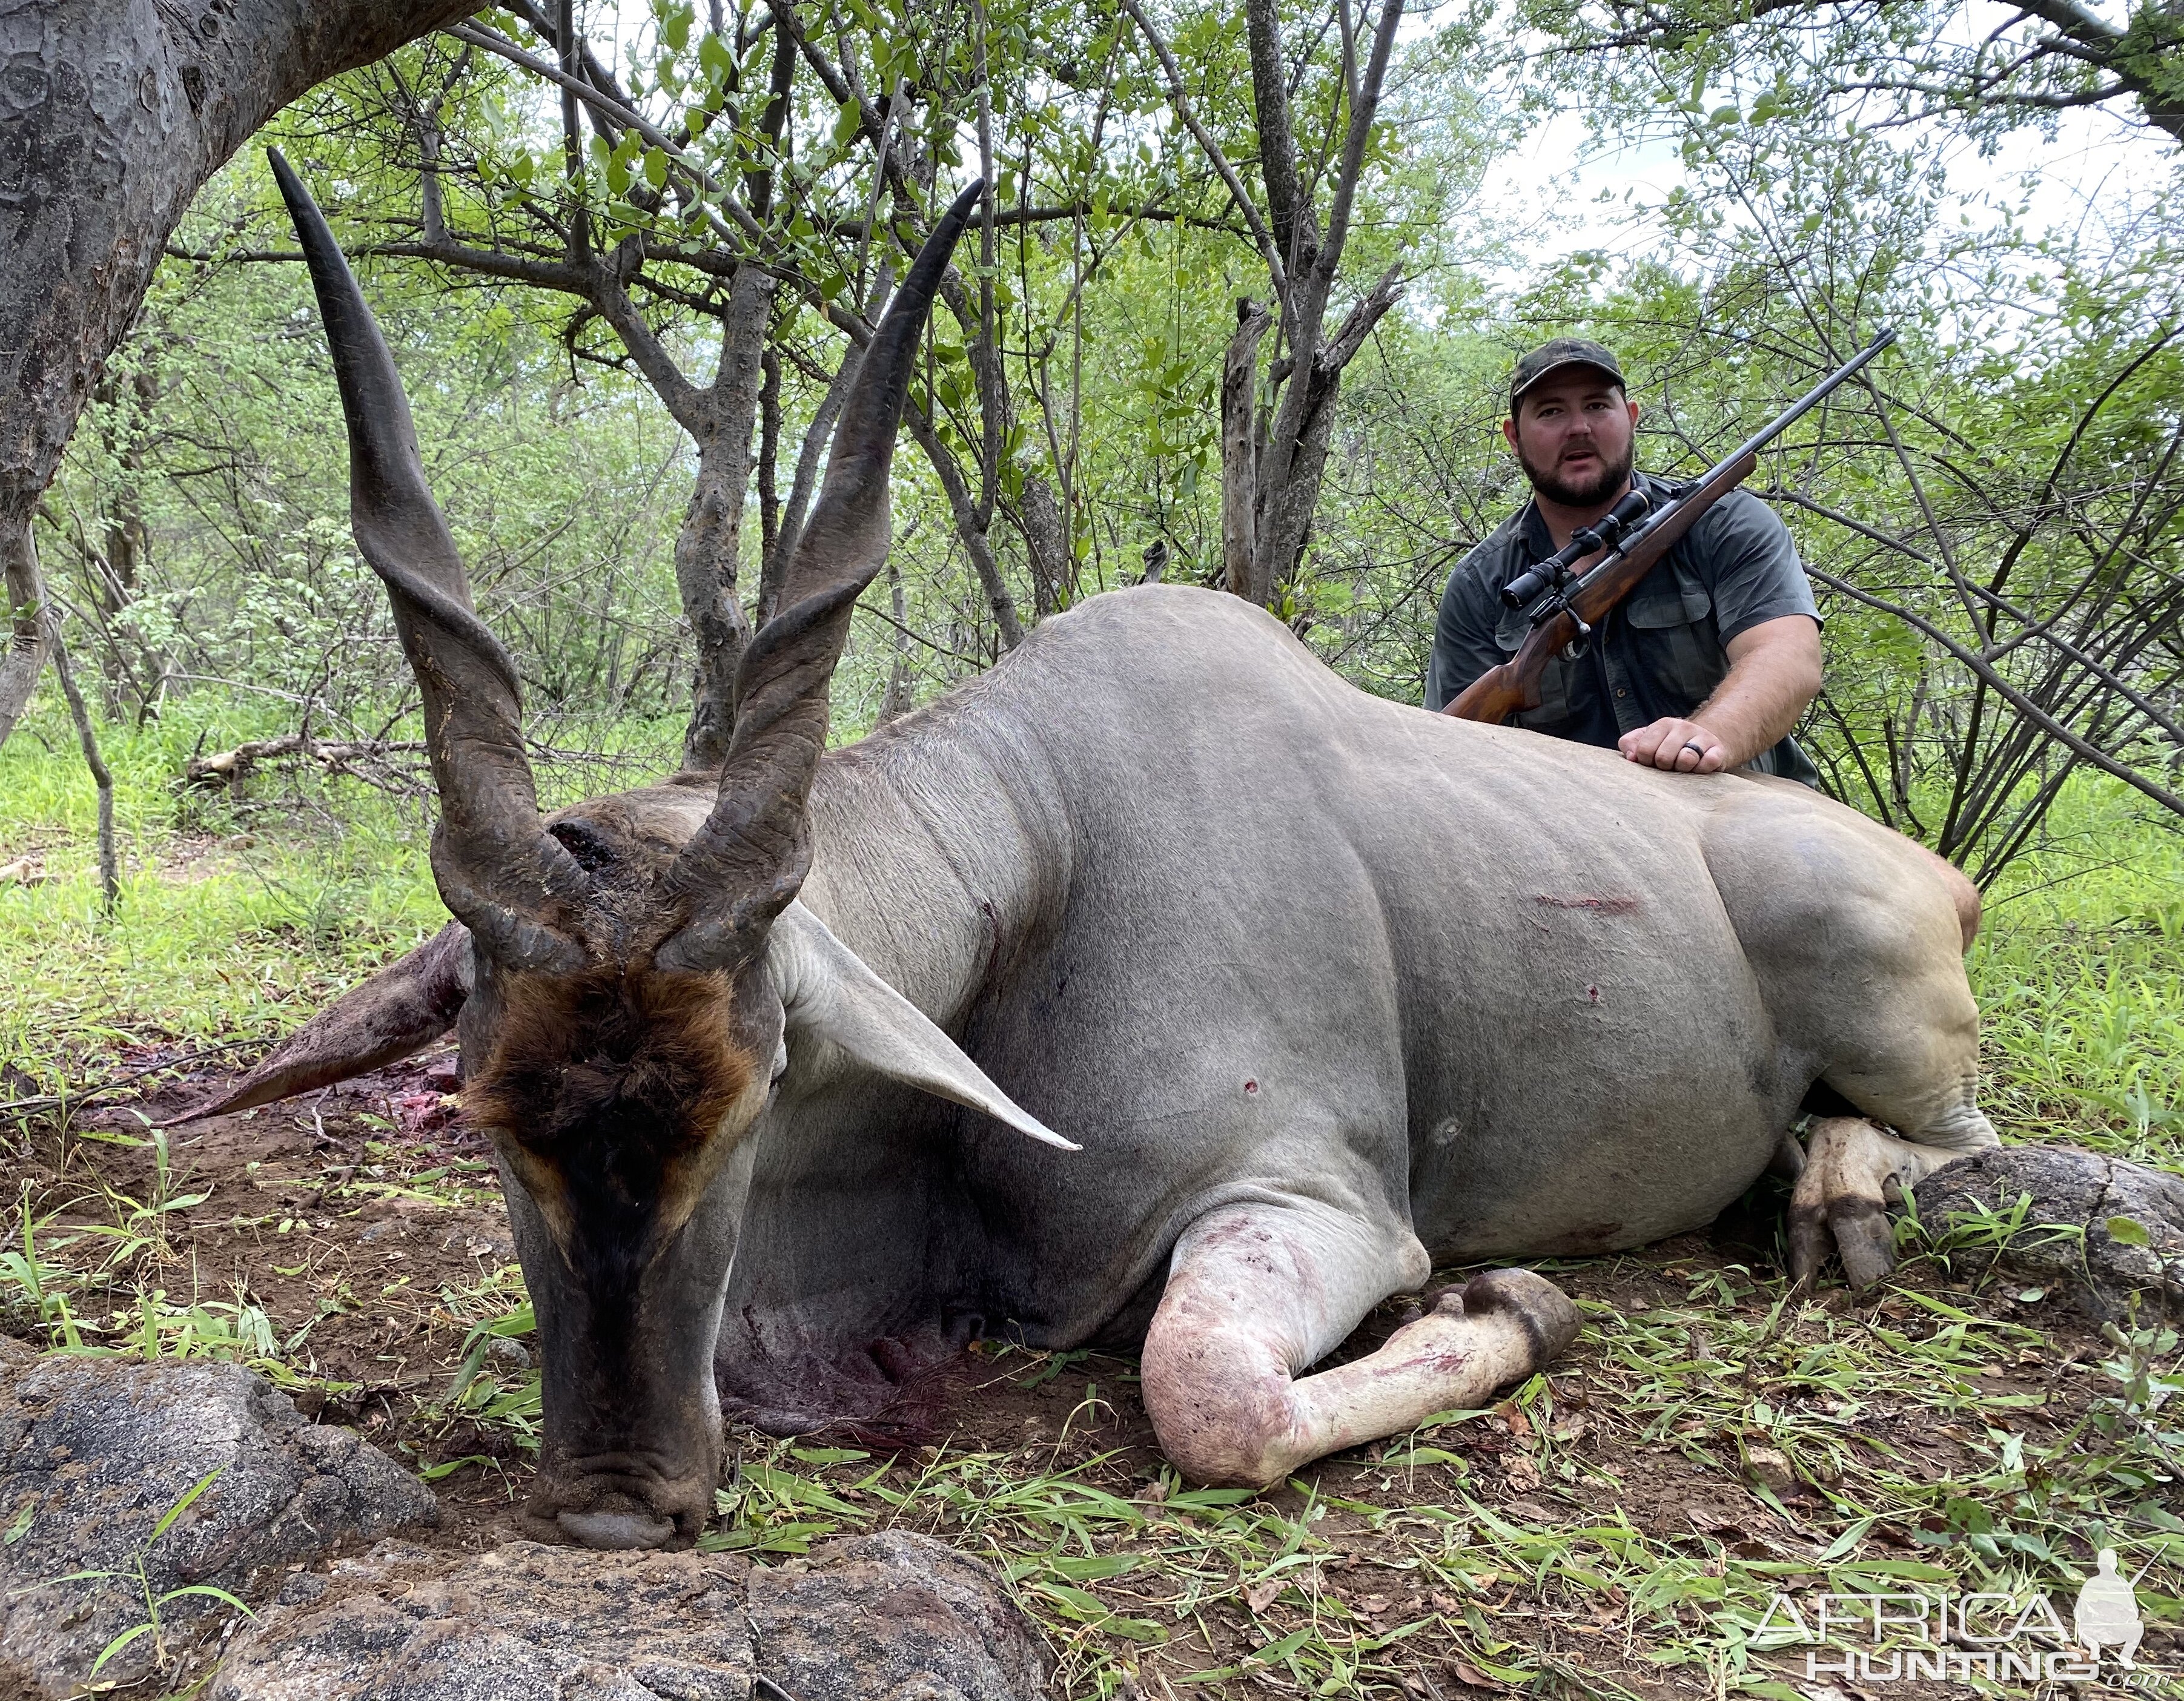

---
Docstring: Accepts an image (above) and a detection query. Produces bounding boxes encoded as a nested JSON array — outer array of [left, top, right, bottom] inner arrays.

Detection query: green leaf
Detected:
[[1248, 1626, 1315, 1666], [1041, 1552, 1142, 1582], [662, 4, 693, 51], [2, 1500, 32, 1545], [417, 1455, 492, 1482], [154, 1583, 254, 1614], [1832, 1557, 1956, 1580], [151, 1466, 224, 1542], [698, 31, 733, 82], [1166, 1485, 1257, 1508], [643, 147, 669, 191], [90, 1622, 154, 1676], [2106, 1215, 2151, 1246], [697, 1518, 838, 1554], [1031, 1581, 1113, 1618]]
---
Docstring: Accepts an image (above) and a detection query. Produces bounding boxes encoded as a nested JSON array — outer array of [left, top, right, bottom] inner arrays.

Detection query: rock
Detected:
[[211, 1531, 1047, 1701], [752, 1533, 1049, 1701], [1741, 1445, 1801, 1501], [0, 1355, 437, 1698], [1913, 1146, 2184, 1320], [212, 1541, 752, 1701], [485, 1336, 531, 1373]]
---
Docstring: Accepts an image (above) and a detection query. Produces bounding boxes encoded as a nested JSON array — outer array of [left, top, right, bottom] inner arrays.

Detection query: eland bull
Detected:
[[213, 158, 2000, 1550]]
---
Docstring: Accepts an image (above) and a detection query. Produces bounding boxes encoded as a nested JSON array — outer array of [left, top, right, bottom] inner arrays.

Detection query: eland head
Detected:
[[271, 155, 1070, 1550]]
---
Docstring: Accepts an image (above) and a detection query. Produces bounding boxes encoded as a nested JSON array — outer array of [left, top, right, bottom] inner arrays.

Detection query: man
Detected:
[[1425, 338, 1823, 782]]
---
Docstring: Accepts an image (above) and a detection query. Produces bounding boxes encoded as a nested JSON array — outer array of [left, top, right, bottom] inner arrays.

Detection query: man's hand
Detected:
[[1621, 718, 1726, 772], [1618, 614, 1822, 775]]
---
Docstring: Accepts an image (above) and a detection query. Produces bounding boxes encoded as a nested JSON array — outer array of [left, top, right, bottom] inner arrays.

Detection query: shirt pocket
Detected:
[[1495, 600, 1578, 728], [1626, 578, 1726, 712]]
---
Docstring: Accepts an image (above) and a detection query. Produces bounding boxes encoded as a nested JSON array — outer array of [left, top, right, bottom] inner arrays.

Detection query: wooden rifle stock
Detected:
[[1443, 451, 1756, 724]]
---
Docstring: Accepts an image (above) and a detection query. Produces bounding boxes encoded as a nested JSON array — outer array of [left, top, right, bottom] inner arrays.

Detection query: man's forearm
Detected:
[[1695, 619, 1823, 767], [1618, 615, 1822, 773]]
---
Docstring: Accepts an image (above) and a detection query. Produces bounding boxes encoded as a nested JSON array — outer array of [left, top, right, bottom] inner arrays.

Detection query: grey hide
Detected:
[[491, 585, 1988, 1432]]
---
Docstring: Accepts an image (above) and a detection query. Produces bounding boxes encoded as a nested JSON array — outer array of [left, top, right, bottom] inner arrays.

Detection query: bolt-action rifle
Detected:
[[1441, 329, 1896, 725]]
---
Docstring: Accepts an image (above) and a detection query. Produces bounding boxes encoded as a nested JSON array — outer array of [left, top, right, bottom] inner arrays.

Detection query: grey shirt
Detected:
[[1425, 472, 1822, 785]]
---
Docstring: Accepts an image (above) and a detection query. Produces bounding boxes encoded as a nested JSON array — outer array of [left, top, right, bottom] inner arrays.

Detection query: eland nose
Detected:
[[557, 1507, 678, 1550], [539, 1451, 711, 1549]]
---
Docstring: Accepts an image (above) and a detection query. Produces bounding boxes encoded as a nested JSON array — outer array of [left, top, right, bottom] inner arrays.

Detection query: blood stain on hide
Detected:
[[1587, 985, 1600, 1003], [1243, 1079, 1259, 1096], [1536, 893, 1640, 914]]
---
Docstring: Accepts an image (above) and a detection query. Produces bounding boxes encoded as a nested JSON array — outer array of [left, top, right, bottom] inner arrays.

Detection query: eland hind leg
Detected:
[[1704, 802, 2001, 1289], [1139, 1198, 1578, 1489], [1789, 1115, 1994, 1289], [1790, 916, 2000, 1289]]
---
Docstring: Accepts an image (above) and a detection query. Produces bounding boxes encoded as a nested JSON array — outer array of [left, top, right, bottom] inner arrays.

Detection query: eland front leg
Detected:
[[1139, 1200, 1580, 1488]]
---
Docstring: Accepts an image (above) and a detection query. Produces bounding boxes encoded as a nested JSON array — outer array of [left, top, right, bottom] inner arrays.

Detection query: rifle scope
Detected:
[[1500, 486, 1655, 610]]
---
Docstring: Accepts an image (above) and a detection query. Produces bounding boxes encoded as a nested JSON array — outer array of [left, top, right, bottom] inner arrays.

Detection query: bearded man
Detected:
[[1425, 339, 1824, 782]]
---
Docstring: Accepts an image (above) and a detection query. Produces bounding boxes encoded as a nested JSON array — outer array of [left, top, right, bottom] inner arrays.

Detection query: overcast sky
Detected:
[[1471, 35, 2170, 286]]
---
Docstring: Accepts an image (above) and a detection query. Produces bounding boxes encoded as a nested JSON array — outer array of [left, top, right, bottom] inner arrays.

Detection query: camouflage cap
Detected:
[[1509, 337, 1624, 409]]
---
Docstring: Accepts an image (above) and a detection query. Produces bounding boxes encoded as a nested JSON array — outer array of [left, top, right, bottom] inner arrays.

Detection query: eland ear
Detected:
[[767, 903, 1078, 1152]]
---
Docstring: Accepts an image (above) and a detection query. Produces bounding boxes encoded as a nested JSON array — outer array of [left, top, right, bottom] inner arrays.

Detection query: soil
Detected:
[[4, 1046, 2166, 1697]]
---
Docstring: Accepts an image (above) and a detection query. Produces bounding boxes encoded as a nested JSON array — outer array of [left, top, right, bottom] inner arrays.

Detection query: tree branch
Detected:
[[1116, 0, 1288, 293]]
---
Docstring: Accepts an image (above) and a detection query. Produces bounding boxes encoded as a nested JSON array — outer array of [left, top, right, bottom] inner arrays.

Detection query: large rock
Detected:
[[0, 1344, 436, 1697], [752, 1533, 1050, 1701], [211, 1531, 1048, 1701], [1913, 1146, 2184, 1320]]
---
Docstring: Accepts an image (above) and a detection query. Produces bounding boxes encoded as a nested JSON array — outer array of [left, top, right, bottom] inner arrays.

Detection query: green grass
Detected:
[[0, 695, 681, 1107], [693, 1276, 2183, 1698], [1969, 788, 2184, 1161], [0, 701, 442, 1102]]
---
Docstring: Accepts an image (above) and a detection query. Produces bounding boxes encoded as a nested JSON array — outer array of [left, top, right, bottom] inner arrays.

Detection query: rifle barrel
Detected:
[[1719, 328, 1896, 474], [1564, 328, 1896, 600]]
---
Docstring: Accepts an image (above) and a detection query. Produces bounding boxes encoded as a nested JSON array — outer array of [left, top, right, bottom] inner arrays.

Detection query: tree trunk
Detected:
[[0, 527, 47, 747], [0, 0, 481, 754], [907, 409, 1024, 651], [1127, 0, 1404, 612], [1014, 473, 1071, 616], [45, 611, 116, 912], [675, 263, 773, 772], [91, 363, 159, 717], [1222, 299, 1271, 600], [1251, 269, 1400, 604], [876, 558, 913, 722]]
